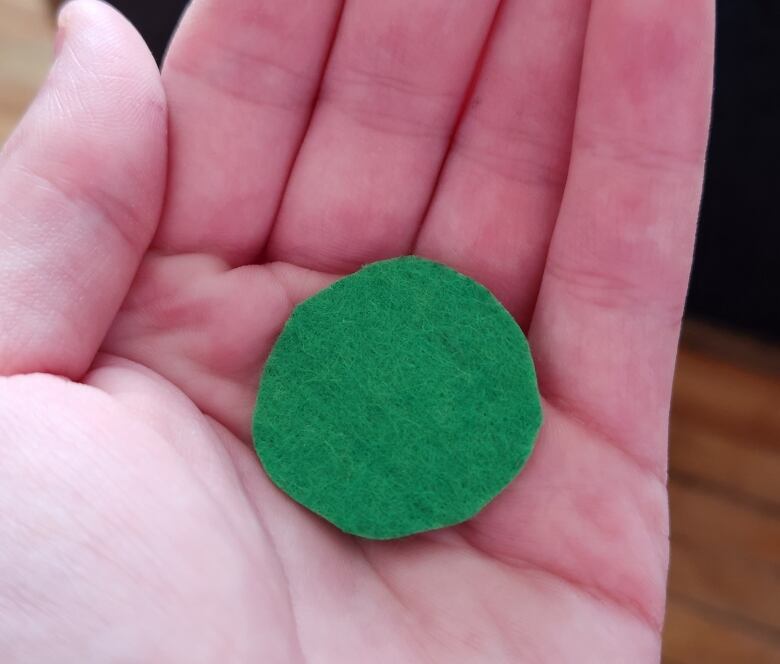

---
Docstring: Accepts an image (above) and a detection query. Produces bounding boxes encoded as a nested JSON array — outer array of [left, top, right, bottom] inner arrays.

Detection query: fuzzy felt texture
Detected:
[[252, 256, 543, 539]]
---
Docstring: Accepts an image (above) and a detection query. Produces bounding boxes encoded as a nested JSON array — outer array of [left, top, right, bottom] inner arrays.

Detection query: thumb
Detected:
[[0, 0, 166, 378]]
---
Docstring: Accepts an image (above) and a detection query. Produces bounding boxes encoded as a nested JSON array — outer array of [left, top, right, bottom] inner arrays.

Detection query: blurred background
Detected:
[[1, 1, 778, 661]]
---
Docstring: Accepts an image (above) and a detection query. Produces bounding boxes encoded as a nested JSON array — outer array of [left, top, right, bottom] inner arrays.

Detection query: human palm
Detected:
[[0, 1, 713, 662]]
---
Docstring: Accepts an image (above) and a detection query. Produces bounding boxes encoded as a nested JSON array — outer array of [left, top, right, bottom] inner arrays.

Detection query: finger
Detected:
[[530, 0, 715, 474], [265, 0, 500, 273], [0, 0, 166, 378], [415, 0, 590, 325], [157, 0, 343, 263]]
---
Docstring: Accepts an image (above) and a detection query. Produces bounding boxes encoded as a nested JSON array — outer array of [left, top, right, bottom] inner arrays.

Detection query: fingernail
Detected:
[[53, 24, 67, 57], [54, 0, 78, 57]]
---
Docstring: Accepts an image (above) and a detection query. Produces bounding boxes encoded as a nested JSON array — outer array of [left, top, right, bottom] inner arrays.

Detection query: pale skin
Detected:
[[0, 0, 713, 661]]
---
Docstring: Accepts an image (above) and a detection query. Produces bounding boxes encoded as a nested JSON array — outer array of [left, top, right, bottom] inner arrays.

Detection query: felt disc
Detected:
[[252, 256, 542, 539]]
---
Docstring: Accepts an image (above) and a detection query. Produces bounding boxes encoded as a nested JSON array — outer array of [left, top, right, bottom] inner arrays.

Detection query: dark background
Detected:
[[110, 0, 780, 343], [688, 1, 779, 343]]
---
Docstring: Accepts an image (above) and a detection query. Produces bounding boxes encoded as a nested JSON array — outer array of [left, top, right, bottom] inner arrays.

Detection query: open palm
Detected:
[[0, 1, 713, 661]]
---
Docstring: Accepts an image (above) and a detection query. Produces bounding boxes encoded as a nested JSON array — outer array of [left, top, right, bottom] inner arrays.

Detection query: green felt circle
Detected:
[[252, 256, 542, 539]]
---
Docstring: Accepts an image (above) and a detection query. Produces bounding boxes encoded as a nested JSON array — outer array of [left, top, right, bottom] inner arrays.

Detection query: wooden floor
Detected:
[[665, 332, 780, 664], [2, 2, 779, 662]]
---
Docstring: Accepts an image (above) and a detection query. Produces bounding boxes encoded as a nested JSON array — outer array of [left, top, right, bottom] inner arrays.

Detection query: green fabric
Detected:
[[252, 256, 542, 539]]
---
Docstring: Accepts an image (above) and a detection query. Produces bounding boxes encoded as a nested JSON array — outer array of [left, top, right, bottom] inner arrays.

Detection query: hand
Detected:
[[0, 1, 713, 661]]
